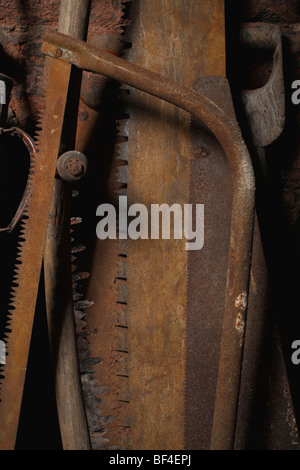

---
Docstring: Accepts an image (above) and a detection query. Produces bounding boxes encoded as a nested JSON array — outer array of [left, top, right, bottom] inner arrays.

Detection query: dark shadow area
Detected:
[[15, 272, 62, 450]]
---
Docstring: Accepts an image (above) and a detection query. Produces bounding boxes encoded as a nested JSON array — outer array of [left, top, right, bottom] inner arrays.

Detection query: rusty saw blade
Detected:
[[120, 0, 225, 450], [78, 0, 226, 450], [66, 0, 226, 450], [0, 55, 71, 450]]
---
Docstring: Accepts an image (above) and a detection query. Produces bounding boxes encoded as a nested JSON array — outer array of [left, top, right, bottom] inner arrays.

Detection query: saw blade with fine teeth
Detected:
[[89, 0, 226, 451], [66, 10, 133, 448], [0, 56, 72, 450]]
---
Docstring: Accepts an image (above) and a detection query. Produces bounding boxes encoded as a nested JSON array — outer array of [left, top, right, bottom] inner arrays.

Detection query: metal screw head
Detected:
[[57, 150, 88, 183], [65, 157, 84, 177], [54, 48, 63, 58]]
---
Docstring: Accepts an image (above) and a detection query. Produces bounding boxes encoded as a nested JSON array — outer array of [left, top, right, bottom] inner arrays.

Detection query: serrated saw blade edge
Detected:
[[0, 56, 71, 450]]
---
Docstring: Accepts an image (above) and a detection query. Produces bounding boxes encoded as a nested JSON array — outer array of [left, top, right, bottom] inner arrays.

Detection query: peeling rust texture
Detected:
[[1, 0, 298, 451]]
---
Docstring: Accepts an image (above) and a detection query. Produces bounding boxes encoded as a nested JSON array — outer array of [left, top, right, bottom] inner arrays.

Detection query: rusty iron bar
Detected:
[[42, 30, 255, 449]]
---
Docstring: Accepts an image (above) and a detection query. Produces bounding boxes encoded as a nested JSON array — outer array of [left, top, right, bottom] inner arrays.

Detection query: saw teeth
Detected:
[[0, 128, 40, 392], [116, 165, 129, 186], [72, 271, 90, 283], [71, 216, 82, 225], [115, 142, 128, 163], [71, 244, 86, 254], [117, 118, 129, 136], [73, 291, 83, 302]]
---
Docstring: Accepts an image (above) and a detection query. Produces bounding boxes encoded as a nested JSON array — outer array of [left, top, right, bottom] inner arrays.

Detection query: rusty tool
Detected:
[[43, 0, 92, 451], [0, 76, 37, 235], [81, 0, 251, 450], [41, 26, 255, 449], [0, 75, 29, 235], [234, 23, 295, 449], [0, 7, 255, 450], [210, 21, 286, 450], [0, 50, 72, 449], [1, 20, 254, 448], [72, 31, 129, 449], [0, 127, 36, 233]]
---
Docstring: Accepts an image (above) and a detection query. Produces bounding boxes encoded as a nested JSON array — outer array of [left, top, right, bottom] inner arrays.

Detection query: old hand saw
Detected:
[[0, 53, 77, 450], [0, 22, 255, 449]]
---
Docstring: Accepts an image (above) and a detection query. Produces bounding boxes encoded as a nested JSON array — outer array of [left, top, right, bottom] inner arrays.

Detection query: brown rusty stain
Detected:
[[112, 425, 131, 441], [110, 400, 127, 413], [0, 0, 297, 452], [0, 0, 297, 451]]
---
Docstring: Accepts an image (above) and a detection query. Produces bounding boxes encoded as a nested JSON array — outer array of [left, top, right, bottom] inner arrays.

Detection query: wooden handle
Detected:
[[58, 0, 91, 38], [44, 0, 92, 450]]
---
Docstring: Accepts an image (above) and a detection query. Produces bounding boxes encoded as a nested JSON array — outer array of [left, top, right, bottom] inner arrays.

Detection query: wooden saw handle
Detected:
[[43, 0, 91, 451]]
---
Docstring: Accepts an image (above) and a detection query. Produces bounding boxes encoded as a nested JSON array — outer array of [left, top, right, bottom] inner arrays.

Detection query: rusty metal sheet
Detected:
[[186, 76, 233, 450]]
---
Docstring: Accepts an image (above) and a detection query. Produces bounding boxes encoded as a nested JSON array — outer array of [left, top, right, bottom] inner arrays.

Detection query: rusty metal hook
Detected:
[[0, 126, 36, 233]]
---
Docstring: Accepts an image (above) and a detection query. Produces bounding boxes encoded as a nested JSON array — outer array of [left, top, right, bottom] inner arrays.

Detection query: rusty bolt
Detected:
[[54, 47, 63, 58], [57, 150, 88, 183], [66, 157, 84, 176]]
